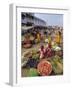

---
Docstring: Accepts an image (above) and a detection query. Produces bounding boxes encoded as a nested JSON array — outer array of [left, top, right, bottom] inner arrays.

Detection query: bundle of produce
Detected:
[[21, 68, 38, 77], [30, 49, 40, 60], [21, 57, 29, 68], [28, 68, 38, 77], [51, 55, 63, 74]]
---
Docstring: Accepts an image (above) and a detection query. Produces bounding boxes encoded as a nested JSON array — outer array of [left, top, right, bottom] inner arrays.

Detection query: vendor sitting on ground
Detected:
[[39, 45, 45, 59]]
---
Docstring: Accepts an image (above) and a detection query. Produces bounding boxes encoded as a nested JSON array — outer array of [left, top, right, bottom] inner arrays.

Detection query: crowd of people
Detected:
[[21, 26, 63, 77]]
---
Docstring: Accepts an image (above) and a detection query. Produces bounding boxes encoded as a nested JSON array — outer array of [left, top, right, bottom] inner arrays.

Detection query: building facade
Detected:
[[21, 13, 46, 27]]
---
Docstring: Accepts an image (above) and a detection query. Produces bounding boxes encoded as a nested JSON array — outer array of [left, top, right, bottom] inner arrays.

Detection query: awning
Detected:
[[21, 26, 34, 30]]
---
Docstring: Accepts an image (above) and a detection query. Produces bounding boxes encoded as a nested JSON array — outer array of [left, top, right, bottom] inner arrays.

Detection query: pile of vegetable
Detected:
[[21, 47, 63, 77], [50, 55, 63, 74]]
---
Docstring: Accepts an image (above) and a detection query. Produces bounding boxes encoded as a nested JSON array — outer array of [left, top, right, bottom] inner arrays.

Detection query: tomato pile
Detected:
[[37, 60, 52, 76]]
